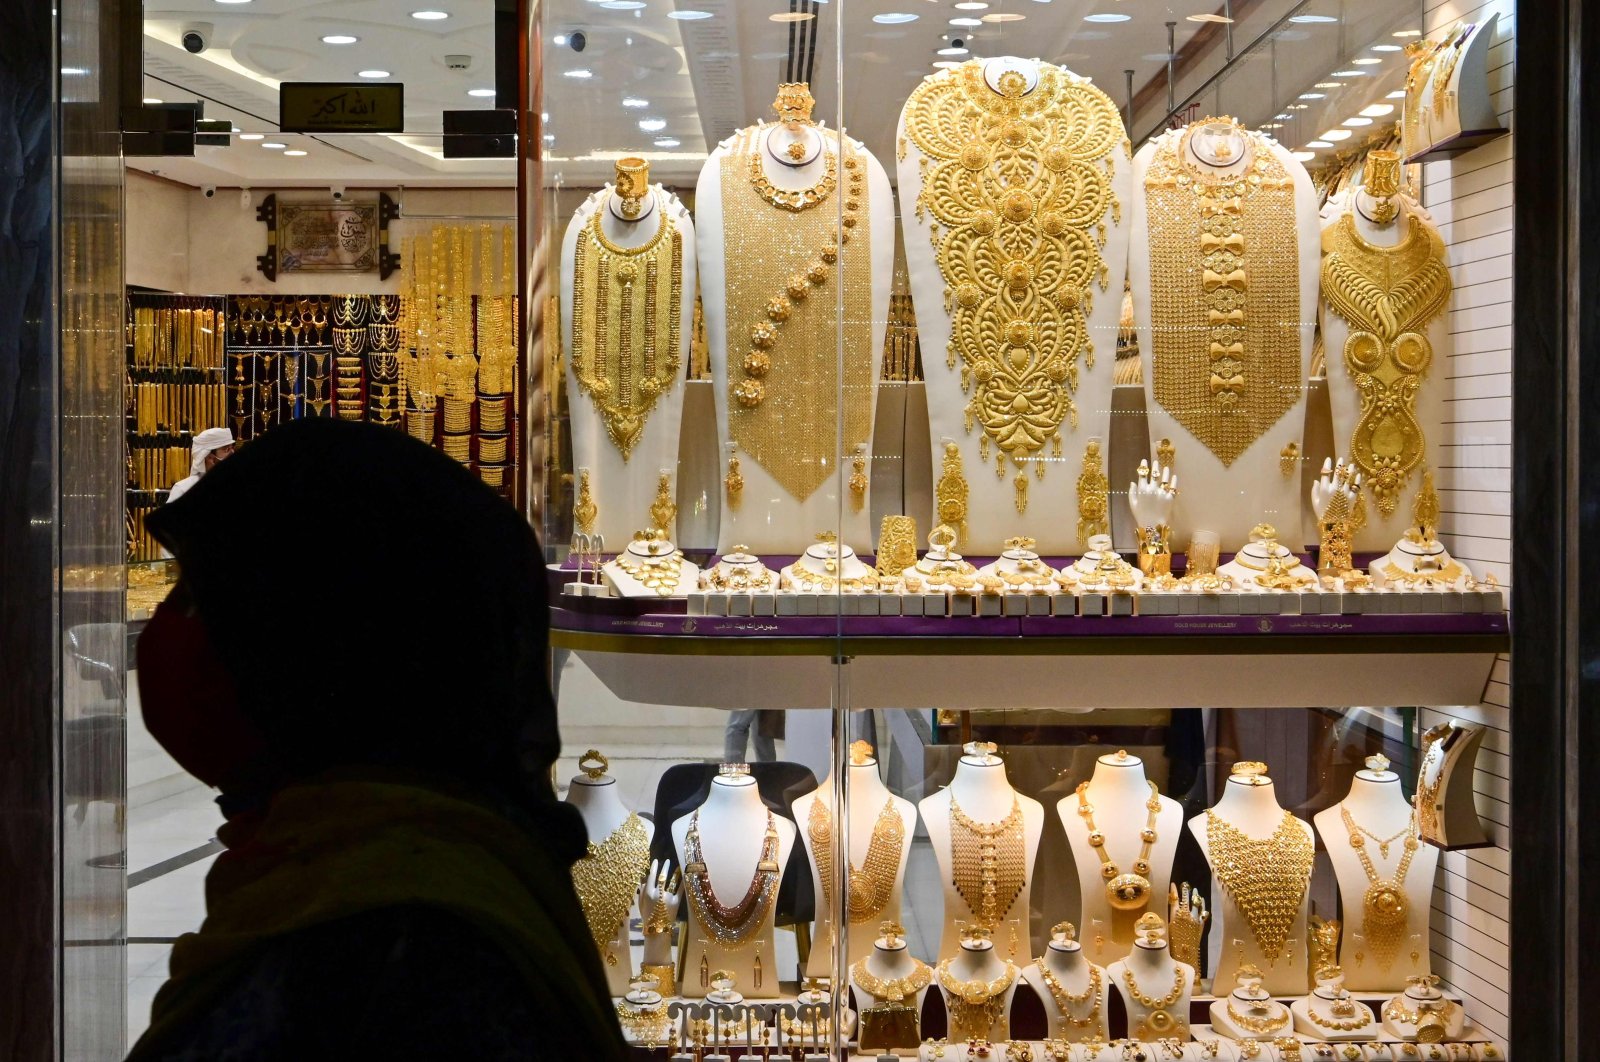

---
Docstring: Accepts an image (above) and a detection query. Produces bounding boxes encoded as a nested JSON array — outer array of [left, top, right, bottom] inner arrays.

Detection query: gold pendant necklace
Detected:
[[1037, 961, 1103, 1029], [570, 812, 651, 966], [852, 956, 933, 1002], [683, 809, 782, 949], [1144, 118, 1302, 467], [1340, 804, 1419, 972], [1122, 962, 1187, 1036], [903, 59, 1124, 484], [1321, 212, 1452, 517], [570, 196, 684, 461], [808, 797, 906, 925], [936, 958, 1018, 1040], [1075, 779, 1162, 911], [1204, 809, 1314, 963], [949, 795, 1026, 931]]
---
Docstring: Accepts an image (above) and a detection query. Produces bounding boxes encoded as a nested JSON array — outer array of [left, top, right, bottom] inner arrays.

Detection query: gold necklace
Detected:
[[1402, 36, 1448, 157], [748, 134, 837, 211], [1225, 996, 1290, 1034], [1075, 779, 1162, 912], [903, 59, 1124, 485], [1204, 809, 1315, 963], [1122, 962, 1187, 1036], [1037, 961, 1103, 1029], [1305, 996, 1372, 1031], [683, 809, 782, 949], [570, 197, 684, 460], [1415, 732, 1447, 842], [949, 795, 1026, 931], [808, 797, 906, 925], [1430, 24, 1471, 120], [1076, 440, 1110, 548], [1144, 118, 1302, 467], [851, 956, 933, 1002], [721, 126, 873, 502], [1321, 212, 1452, 517], [614, 547, 685, 596], [936, 958, 1018, 1040], [1341, 804, 1419, 972], [570, 812, 651, 967]]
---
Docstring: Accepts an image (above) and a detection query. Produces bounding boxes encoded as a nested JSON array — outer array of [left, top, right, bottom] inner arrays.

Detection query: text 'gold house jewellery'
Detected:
[[1075, 777, 1162, 912], [570, 812, 650, 966], [1341, 803, 1419, 972], [1205, 809, 1315, 964], [683, 808, 781, 949], [949, 795, 1026, 931], [1321, 211, 1452, 517], [904, 60, 1124, 488], [808, 796, 905, 925]]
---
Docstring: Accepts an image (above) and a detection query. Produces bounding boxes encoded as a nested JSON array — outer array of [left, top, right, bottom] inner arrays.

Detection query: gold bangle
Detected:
[[579, 749, 609, 780]]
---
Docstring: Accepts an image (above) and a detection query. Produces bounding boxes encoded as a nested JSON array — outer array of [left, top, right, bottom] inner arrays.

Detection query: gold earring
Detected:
[[575, 469, 597, 535], [724, 447, 744, 511], [1157, 437, 1175, 471], [699, 951, 710, 988], [649, 471, 677, 534], [1014, 470, 1029, 516], [1077, 440, 1109, 547], [1280, 441, 1300, 478], [753, 942, 764, 989], [849, 447, 868, 512], [935, 442, 969, 547]]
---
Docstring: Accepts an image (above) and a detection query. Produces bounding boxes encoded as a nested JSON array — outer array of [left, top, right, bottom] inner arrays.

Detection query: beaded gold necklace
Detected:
[[683, 808, 782, 949], [949, 795, 1026, 931], [808, 797, 905, 925], [1037, 961, 1103, 1031]]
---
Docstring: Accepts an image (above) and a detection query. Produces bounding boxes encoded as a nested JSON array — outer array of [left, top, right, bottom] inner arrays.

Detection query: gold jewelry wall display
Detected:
[[721, 125, 872, 501], [1075, 779, 1163, 912], [904, 60, 1124, 487], [683, 808, 781, 949], [876, 515, 919, 579], [571, 812, 651, 966], [1144, 118, 1302, 466], [936, 442, 971, 545], [575, 469, 598, 534], [949, 795, 1026, 931], [852, 956, 933, 1002], [936, 958, 1018, 1041], [1037, 962, 1103, 1031], [571, 197, 683, 461], [1121, 962, 1186, 1036], [1205, 809, 1314, 964], [1321, 212, 1452, 517], [808, 796, 905, 925], [1429, 24, 1471, 120], [650, 471, 677, 532], [1077, 440, 1110, 547], [615, 157, 651, 221], [1341, 804, 1419, 972], [724, 445, 744, 510]]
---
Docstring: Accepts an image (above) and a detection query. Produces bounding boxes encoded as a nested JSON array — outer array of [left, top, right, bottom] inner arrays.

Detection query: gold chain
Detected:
[[936, 958, 1018, 1040], [904, 60, 1124, 483], [1204, 809, 1315, 963], [949, 795, 1026, 931], [1145, 118, 1301, 467], [1321, 212, 1452, 517], [1340, 804, 1419, 972], [1037, 962, 1103, 1028], [683, 809, 782, 949], [851, 957, 933, 1002], [1075, 780, 1161, 912], [570, 812, 651, 966], [808, 797, 906, 925]]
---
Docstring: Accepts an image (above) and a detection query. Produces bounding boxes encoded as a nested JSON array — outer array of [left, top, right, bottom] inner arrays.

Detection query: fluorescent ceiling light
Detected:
[[622, 96, 649, 107], [61, 67, 89, 76], [320, 34, 358, 44], [411, 9, 450, 18], [1320, 128, 1352, 140], [143, 97, 163, 104], [1292, 150, 1316, 161], [600, 1, 645, 8], [1188, 13, 1233, 23], [283, 149, 307, 156], [1352, 57, 1382, 64], [1288, 14, 1337, 23], [467, 88, 497, 97], [564, 69, 594, 78], [1314, 82, 1341, 88], [215, 0, 254, 4], [1084, 12, 1131, 22], [638, 117, 667, 131], [262, 142, 287, 149], [1342, 116, 1374, 126], [954, 1, 989, 8], [982, 12, 1025, 21], [239, 133, 264, 140], [770, 11, 814, 21], [1360, 103, 1395, 117], [1332, 69, 1366, 77], [358, 70, 390, 79], [1307, 140, 1333, 148], [1299, 92, 1325, 99], [950, 17, 982, 26], [1386, 90, 1406, 99], [874, 12, 918, 22], [668, 9, 713, 18], [654, 137, 681, 147], [1392, 29, 1421, 37], [1371, 44, 1402, 51]]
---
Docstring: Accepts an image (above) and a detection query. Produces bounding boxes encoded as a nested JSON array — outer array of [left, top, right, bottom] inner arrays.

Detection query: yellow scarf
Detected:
[[127, 778, 623, 1059]]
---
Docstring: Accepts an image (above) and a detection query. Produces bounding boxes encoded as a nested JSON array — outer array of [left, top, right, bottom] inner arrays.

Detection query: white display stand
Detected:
[[1411, 14, 1505, 158], [1055, 750, 1182, 965], [1106, 919, 1194, 1040], [1320, 189, 1452, 553], [1188, 769, 1315, 996], [566, 767, 654, 996], [1313, 758, 1437, 991], [562, 184, 697, 546], [1370, 530, 1472, 589], [936, 935, 1019, 1042], [1020, 925, 1110, 1043], [1219, 529, 1317, 590], [780, 539, 879, 594], [918, 744, 1045, 960], [896, 57, 1131, 555], [1129, 121, 1320, 552], [696, 120, 894, 555], [671, 773, 797, 999], [1416, 721, 1491, 850], [792, 750, 917, 976]]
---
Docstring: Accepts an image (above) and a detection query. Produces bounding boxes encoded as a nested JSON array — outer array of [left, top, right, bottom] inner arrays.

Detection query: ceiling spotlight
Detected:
[[1287, 13, 1337, 22], [1321, 129, 1353, 141], [1392, 28, 1422, 37], [214, 0, 254, 4], [933, 59, 961, 68], [950, 17, 982, 27], [1342, 116, 1374, 126], [467, 88, 497, 97], [954, 1, 989, 7], [563, 69, 594, 78], [668, 9, 713, 18], [622, 96, 649, 107], [1314, 82, 1341, 88], [1084, 12, 1131, 22], [654, 136, 681, 147], [1307, 140, 1333, 148], [1371, 44, 1402, 51], [1187, 13, 1234, 23], [553, 34, 568, 44], [1386, 89, 1406, 99], [1292, 150, 1316, 161], [638, 117, 667, 131], [358, 70, 390, 79], [262, 141, 287, 149], [1359, 103, 1395, 116], [982, 12, 1025, 21], [411, 9, 450, 18], [769, 11, 814, 21], [283, 149, 307, 156], [874, 12, 918, 22], [1299, 92, 1325, 99], [600, 1, 646, 9], [320, 34, 359, 44], [239, 133, 264, 140]]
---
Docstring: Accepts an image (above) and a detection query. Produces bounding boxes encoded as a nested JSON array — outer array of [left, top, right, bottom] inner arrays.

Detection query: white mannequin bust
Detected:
[[792, 741, 917, 976], [565, 750, 655, 996], [671, 766, 797, 999], [603, 528, 699, 598], [1188, 763, 1315, 996], [1370, 470, 1472, 589], [1057, 534, 1144, 592], [936, 928, 1019, 1042], [1056, 750, 1183, 965], [1106, 913, 1194, 1040], [700, 546, 777, 592], [918, 743, 1045, 960], [901, 523, 979, 593], [1313, 754, 1437, 991], [1209, 962, 1292, 1040], [1291, 965, 1378, 1040], [1020, 921, 1109, 1043]]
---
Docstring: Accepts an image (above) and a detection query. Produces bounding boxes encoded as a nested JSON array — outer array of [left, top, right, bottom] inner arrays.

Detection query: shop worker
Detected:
[[126, 419, 627, 1061], [164, 426, 234, 504]]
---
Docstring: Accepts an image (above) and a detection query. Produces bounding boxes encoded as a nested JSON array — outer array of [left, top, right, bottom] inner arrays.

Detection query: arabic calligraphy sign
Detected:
[[279, 82, 404, 133], [278, 201, 379, 273]]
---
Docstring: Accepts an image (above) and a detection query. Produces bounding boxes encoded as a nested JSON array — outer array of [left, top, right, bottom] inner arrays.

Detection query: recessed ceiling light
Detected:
[[654, 136, 681, 147], [564, 69, 594, 78], [1288, 13, 1337, 22], [239, 133, 264, 140], [321, 34, 359, 44], [1371, 44, 1402, 51], [769, 11, 814, 21], [1321, 129, 1353, 140], [1392, 28, 1421, 37], [143, 97, 163, 104], [1292, 150, 1316, 161], [1360, 103, 1395, 117], [1314, 82, 1341, 88], [553, 34, 568, 44], [411, 9, 450, 18], [283, 149, 307, 156], [622, 96, 649, 107], [950, 17, 982, 26], [1275, 113, 1291, 120], [982, 12, 1024, 21], [668, 9, 713, 18], [215, 0, 253, 4], [874, 11, 917, 22], [1084, 12, 1131, 22], [1342, 116, 1374, 126], [262, 142, 287, 149], [1299, 92, 1325, 99], [1352, 57, 1382, 64], [600, 0, 645, 8], [937, 45, 970, 55], [467, 88, 497, 97], [358, 70, 390, 79], [954, 1, 988, 7], [1307, 140, 1333, 148], [1386, 90, 1406, 99], [1187, 13, 1233, 22], [933, 60, 961, 68], [638, 117, 666, 132], [1332, 69, 1366, 77]]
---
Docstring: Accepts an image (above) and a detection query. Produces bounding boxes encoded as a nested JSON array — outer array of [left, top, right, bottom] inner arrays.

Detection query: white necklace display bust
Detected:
[[565, 754, 654, 997], [1291, 965, 1378, 1040]]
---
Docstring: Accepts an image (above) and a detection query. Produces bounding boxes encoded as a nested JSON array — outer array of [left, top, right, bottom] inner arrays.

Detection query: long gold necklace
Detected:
[[1340, 804, 1419, 972], [1074, 779, 1162, 911], [808, 797, 905, 925], [852, 956, 933, 1002], [570, 195, 684, 460], [949, 795, 1026, 931], [683, 809, 782, 949], [721, 126, 872, 501], [903, 59, 1124, 485], [1204, 809, 1314, 964], [1037, 961, 1103, 1030], [570, 812, 651, 966], [936, 958, 1018, 1040], [1414, 730, 1448, 842], [1144, 118, 1302, 467], [1402, 36, 1447, 157], [1321, 212, 1452, 517], [1430, 23, 1472, 120]]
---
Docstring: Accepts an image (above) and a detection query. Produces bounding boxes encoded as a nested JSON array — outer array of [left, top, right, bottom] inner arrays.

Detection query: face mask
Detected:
[[137, 589, 268, 790]]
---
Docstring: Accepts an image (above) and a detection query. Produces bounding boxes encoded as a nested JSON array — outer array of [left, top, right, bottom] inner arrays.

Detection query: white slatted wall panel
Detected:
[[1419, 0, 1514, 1044]]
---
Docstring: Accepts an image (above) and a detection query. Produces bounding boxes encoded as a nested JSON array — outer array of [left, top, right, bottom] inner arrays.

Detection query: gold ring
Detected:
[[579, 749, 609, 780]]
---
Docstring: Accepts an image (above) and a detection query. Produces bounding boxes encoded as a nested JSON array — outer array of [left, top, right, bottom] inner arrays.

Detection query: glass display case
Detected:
[[530, 0, 1516, 1056]]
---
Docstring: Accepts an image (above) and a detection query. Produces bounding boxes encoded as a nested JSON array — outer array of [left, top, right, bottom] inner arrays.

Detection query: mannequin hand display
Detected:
[[1311, 458, 1360, 521], [640, 859, 681, 965], [1128, 459, 1178, 528]]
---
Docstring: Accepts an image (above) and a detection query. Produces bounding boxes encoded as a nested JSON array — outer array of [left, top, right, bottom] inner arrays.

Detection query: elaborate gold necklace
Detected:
[[808, 797, 905, 924], [683, 809, 782, 949], [571, 812, 651, 966], [852, 956, 933, 1002], [614, 547, 685, 596], [1415, 732, 1448, 842], [936, 958, 1018, 1040], [1074, 779, 1162, 911], [1341, 804, 1419, 972], [1430, 24, 1471, 120], [570, 196, 684, 460], [1225, 996, 1290, 1034], [721, 126, 872, 501], [1321, 212, 1452, 517], [1144, 118, 1302, 467], [747, 134, 837, 211], [1122, 962, 1187, 1037], [1204, 809, 1314, 963], [949, 795, 1026, 930], [903, 60, 1124, 485], [1402, 36, 1447, 157], [1037, 961, 1103, 1029]]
